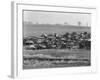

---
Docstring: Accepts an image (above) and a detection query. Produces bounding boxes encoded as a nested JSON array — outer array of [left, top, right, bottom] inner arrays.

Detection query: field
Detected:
[[23, 49, 91, 69], [24, 23, 90, 37]]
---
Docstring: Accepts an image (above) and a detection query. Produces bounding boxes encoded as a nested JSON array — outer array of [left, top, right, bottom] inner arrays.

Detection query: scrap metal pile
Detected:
[[23, 32, 91, 50]]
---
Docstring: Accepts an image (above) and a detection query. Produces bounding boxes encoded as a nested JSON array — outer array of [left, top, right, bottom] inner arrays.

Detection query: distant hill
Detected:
[[23, 23, 91, 37]]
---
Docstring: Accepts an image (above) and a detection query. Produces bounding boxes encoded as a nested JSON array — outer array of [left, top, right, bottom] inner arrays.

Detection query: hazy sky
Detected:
[[23, 10, 91, 26]]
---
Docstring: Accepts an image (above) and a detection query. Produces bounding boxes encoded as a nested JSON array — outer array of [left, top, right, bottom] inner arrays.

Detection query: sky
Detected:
[[23, 10, 91, 26]]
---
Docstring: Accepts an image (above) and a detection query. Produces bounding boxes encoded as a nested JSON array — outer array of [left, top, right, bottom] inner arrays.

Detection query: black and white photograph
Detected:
[[23, 10, 91, 69]]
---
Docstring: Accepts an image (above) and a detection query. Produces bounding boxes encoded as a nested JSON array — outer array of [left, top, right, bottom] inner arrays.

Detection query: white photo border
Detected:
[[11, 2, 97, 78]]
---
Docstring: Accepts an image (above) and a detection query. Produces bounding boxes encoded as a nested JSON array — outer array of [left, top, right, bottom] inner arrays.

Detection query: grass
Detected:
[[23, 49, 91, 69]]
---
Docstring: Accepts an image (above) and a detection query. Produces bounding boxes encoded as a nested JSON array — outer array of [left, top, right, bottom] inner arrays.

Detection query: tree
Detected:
[[64, 22, 68, 25], [78, 21, 81, 26]]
